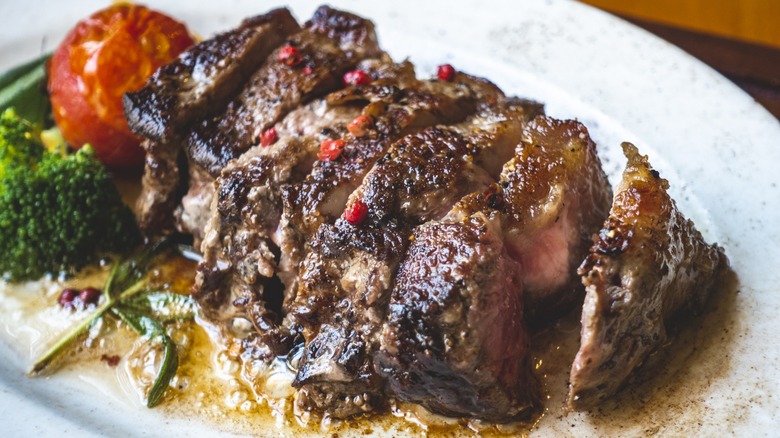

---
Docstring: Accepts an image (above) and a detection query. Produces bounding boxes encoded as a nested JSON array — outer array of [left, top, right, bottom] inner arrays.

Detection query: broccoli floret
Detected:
[[0, 108, 44, 181], [0, 115, 140, 281]]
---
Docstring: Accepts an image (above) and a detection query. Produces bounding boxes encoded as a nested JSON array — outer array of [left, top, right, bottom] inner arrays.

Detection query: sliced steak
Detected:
[[290, 98, 540, 419], [185, 6, 384, 177], [377, 208, 535, 422], [375, 116, 611, 422], [276, 72, 520, 308], [174, 7, 384, 244], [193, 98, 363, 355], [124, 8, 300, 144], [126, 8, 300, 233], [192, 60, 416, 356], [508, 117, 614, 323], [567, 143, 727, 410]]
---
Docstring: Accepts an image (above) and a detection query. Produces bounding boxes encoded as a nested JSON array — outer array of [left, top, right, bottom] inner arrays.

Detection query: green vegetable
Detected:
[[0, 54, 51, 128], [0, 108, 44, 180], [111, 306, 179, 408], [0, 109, 140, 281], [124, 291, 198, 323], [30, 239, 197, 408]]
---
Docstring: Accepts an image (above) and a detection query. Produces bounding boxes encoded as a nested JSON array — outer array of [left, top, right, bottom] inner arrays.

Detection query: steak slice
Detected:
[[185, 6, 384, 177], [567, 143, 727, 410], [175, 7, 384, 244], [194, 98, 360, 307], [290, 98, 540, 419], [126, 8, 300, 233], [377, 207, 535, 422], [277, 72, 519, 308], [375, 116, 611, 422], [508, 117, 614, 323], [192, 59, 414, 356], [124, 8, 300, 144]]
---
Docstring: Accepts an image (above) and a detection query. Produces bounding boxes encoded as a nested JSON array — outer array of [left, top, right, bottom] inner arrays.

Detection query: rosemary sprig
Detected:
[[29, 237, 197, 408], [0, 53, 51, 128], [111, 306, 179, 408]]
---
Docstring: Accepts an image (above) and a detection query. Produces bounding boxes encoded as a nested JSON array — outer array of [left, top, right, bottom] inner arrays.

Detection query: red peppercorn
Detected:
[[437, 64, 456, 82], [58, 288, 79, 308], [278, 45, 302, 67], [318, 139, 346, 161], [78, 287, 102, 306], [260, 127, 278, 147], [347, 115, 373, 137], [302, 65, 313, 75], [344, 199, 368, 225], [342, 70, 371, 86]]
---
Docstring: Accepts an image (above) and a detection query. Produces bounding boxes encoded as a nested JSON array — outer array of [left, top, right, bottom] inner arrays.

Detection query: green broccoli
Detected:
[[0, 109, 140, 282], [0, 108, 44, 181]]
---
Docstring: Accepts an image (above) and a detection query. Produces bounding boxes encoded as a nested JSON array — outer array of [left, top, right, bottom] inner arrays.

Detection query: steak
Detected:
[[276, 72, 512, 307], [124, 9, 300, 144], [567, 143, 727, 410], [184, 6, 383, 177], [193, 59, 415, 356], [290, 98, 541, 419], [125, 8, 300, 233], [509, 117, 614, 323], [178, 7, 383, 245], [375, 116, 611, 422], [125, 6, 382, 241], [121, 5, 730, 423]]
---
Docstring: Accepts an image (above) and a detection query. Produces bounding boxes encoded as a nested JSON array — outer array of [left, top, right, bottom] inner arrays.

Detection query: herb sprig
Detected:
[[0, 53, 51, 128], [29, 238, 198, 408]]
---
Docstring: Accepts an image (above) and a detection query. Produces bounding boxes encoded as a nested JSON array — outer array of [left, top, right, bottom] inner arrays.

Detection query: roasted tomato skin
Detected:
[[48, 4, 194, 169]]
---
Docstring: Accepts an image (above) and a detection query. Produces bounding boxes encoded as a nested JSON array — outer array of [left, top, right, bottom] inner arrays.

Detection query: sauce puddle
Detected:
[[0, 255, 739, 437]]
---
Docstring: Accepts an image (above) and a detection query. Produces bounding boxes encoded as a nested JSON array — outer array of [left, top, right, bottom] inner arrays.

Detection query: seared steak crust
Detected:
[[567, 143, 727, 410], [127, 8, 300, 233], [277, 73, 521, 307], [377, 215, 536, 422], [185, 7, 383, 177], [291, 99, 539, 419], [128, 6, 382, 238], [124, 8, 300, 144], [193, 98, 362, 355], [173, 7, 382, 245], [376, 116, 610, 422], [192, 60, 417, 355]]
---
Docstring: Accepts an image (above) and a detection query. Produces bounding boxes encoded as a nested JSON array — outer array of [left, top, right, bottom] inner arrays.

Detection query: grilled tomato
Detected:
[[48, 3, 194, 169]]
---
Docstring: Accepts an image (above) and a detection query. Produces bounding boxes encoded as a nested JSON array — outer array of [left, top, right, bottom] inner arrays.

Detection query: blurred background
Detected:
[[580, 0, 780, 120]]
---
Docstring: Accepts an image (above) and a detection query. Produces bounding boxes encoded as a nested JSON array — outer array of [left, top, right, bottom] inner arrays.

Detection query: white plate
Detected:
[[2, 0, 779, 436]]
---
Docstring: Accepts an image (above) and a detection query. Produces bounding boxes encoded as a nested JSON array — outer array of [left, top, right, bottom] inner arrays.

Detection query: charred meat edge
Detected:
[[290, 97, 540, 419], [193, 59, 415, 357], [376, 116, 611, 422], [127, 8, 300, 233], [276, 72, 508, 310], [183, 6, 384, 177], [175, 6, 384, 246], [124, 8, 300, 143], [567, 142, 727, 410]]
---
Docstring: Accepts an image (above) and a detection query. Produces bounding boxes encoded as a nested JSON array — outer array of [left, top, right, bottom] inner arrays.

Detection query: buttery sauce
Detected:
[[0, 254, 740, 437]]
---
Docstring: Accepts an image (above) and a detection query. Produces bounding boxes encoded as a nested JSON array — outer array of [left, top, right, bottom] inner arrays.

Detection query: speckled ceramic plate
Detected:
[[2, 0, 779, 436]]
